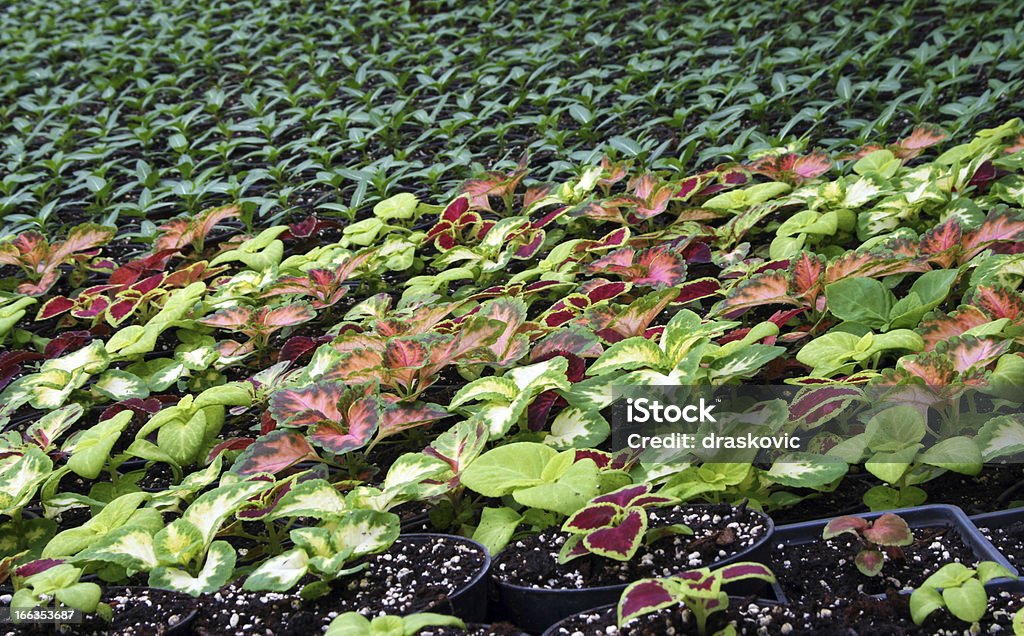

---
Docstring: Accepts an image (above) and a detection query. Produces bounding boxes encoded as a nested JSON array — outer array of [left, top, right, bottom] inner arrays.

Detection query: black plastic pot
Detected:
[[489, 505, 775, 635], [403, 533, 491, 623], [970, 506, 1024, 569], [539, 597, 782, 636], [752, 504, 1017, 598]]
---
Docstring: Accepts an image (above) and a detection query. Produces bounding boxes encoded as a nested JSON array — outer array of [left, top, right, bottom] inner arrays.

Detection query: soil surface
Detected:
[[493, 503, 769, 589], [767, 525, 978, 602], [977, 516, 1024, 570], [546, 590, 1024, 635], [0, 587, 195, 636], [192, 535, 486, 636]]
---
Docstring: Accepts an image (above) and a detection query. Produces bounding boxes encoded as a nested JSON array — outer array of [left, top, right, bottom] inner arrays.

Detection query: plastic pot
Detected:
[[489, 505, 775, 634], [970, 506, 1024, 569], [403, 533, 491, 623], [751, 504, 1017, 598]]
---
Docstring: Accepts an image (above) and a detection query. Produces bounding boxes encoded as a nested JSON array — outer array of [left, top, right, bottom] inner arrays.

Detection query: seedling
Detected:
[[618, 562, 776, 636], [822, 512, 913, 577], [910, 561, 1016, 626], [558, 484, 685, 564], [325, 612, 463, 636]]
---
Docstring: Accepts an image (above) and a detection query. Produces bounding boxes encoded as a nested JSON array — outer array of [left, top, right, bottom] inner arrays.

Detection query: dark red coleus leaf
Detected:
[[44, 331, 92, 358], [16, 559, 64, 577], [619, 579, 675, 622], [584, 509, 646, 558]]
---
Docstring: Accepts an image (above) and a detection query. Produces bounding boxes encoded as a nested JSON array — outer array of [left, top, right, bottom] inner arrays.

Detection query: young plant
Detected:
[[617, 562, 777, 636], [153, 203, 240, 255], [0, 224, 114, 295], [826, 405, 982, 510], [199, 303, 316, 357], [10, 562, 104, 619], [244, 479, 400, 599], [822, 512, 913, 577], [325, 612, 464, 636], [910, 561, 1016, 626], [559, 484, 685, 564]]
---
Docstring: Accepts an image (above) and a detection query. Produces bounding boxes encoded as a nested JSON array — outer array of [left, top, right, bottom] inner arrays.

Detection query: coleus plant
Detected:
[[822, 513, 913, 577], [153, 203, 240, 255], [325, 612, 465, 636], [262, 250, 372, 309], [10, 561, 104, 619], [243, 478, 400, 599], [460, 442, 631, 553], [198, 303, 316, 358], [826, 404, 982, 510], [73, 478, 276, 596], [0, 223, 114, 296], [910, 561, 1016, 627], [558, 484, 685, 564], [38, 259, 221, 327], [617, 562, 777, 636]]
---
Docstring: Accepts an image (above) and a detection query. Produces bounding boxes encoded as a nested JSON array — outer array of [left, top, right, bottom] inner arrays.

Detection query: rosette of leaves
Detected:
[[823, 513, 913, 577], [910, 562, 1016, 626], [826, 405, 982, 510], [617, 562, 777, 636], [326, 612, 465, 636], [243, 478, 400, 599], [10, 562, 104, 620], [559, 484, 686, 564], [571, 310, 784, 412], [461, 442, 631, 554], [0, 223, 114, 296], [198, 302, 316, 358], [71, 479, 276, 596]]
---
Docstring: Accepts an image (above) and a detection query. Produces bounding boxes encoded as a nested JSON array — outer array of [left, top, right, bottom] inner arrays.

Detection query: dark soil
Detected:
[[0, 586, 195, 636], [192, 535, 486, 636], [977, 516, 1024, 570], [767, 525, 978, 603], [493, 503, 769, 589], [547, 590, 1024, 635], [421, 623, 525, 636]]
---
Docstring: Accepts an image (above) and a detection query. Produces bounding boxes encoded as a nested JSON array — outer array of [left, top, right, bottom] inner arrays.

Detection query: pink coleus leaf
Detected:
[[583, 509, 647, 560], [379, 397, 449, 437], [919, 308, 991, 350], [942, 336, 1010, 373], [960, 208, 1024, 263], [231, 429, 318, 475], [822, 515, 871, 540], [199, 306, 253, 330], [855, 548, 885, 576], [269, 382, 345, 428], [154, 203, 240, 252], [262, 304, 317, 328], [918, 218, 963, 268], [310, 391, 380, 454], [972, 286, 1024, 320], [892, 125, 948, 160], [618, 579, 676, 624], [712, 271, 796, 317], [862, 514, 913, 547]]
